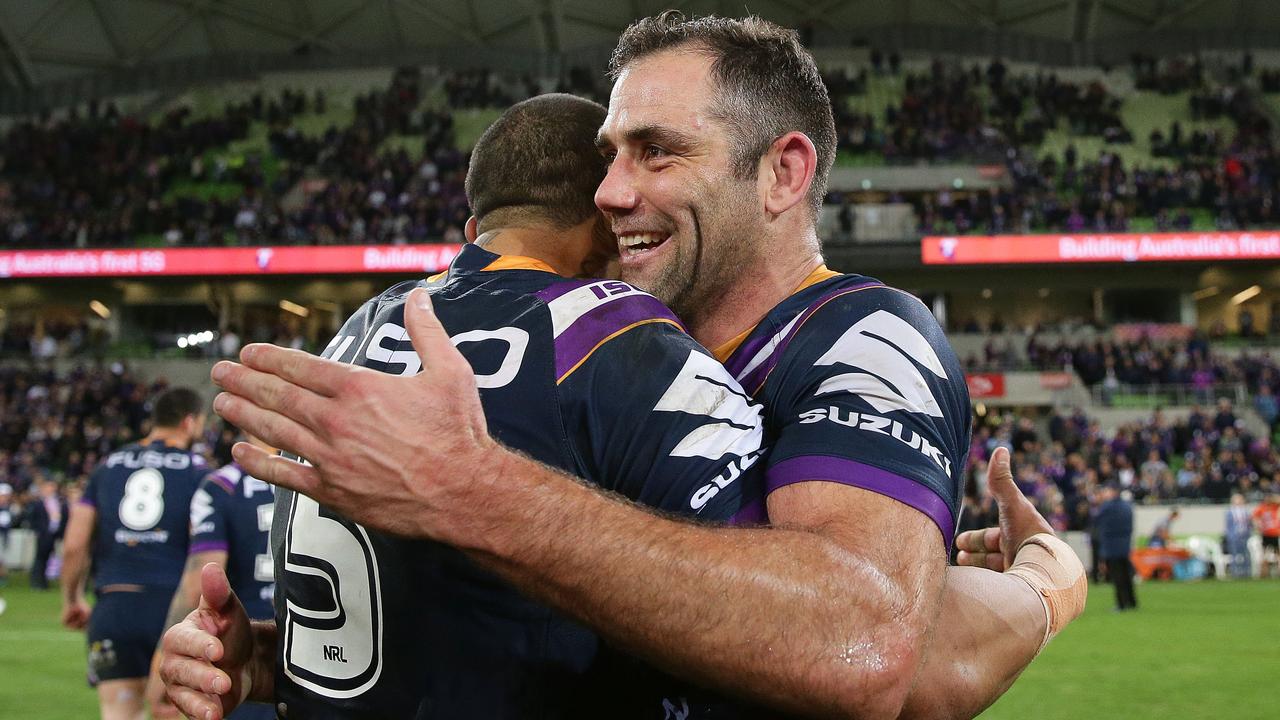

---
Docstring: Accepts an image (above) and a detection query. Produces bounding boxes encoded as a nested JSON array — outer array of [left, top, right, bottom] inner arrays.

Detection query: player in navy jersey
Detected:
[[146, 433, 278, 720], [62, 387, 207, 720], [158, 94, 768, 720]]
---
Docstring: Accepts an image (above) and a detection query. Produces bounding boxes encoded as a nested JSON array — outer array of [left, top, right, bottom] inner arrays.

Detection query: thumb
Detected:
[[985, 447, 1020, 509], [404, 288, 460, 374], [199, 562, 233, 614]]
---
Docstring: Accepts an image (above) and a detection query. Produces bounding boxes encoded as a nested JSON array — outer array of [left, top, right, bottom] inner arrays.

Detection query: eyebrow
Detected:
[[596, 124, 698, 152]]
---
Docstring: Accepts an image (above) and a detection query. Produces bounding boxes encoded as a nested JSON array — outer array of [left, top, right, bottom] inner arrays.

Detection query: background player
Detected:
[[145, 432, 278, 719], [60, 387, 208, 720]]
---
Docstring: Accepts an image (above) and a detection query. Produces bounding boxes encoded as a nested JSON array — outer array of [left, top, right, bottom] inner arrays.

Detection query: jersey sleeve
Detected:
[[765, 287, 972, 548], [553, 284, 768, 525], [189, 472, 235, 555]]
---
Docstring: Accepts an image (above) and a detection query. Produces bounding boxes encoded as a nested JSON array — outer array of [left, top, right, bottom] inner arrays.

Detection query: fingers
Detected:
[[237, 343, 348, 397], [955, 527, 1006, 571], [213, 393, 326, 463], [954, 527, 1001, 554], [405, 288, 467, 375], [163, 620, 223, 663], [61, 606, 88, 630], [211, 362, 329, 431], [954, 550, 1007, 571], [231, 442, 322, 496], [163, 682, 223, 720], [159, 654, 232, 696]]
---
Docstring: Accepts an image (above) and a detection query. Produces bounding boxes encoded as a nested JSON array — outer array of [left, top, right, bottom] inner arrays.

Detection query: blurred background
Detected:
[[0, 1, 1277, 718]]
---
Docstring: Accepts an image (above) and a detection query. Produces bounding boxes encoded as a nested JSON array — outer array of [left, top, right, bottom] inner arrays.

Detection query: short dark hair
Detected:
[[609, 11, 836, 215], [152, 387, 204, 428], [466, 93, 608, 231]]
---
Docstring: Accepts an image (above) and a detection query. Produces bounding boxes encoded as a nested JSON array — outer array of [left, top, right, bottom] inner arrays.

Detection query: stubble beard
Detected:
[[624, 184, 758, 325]]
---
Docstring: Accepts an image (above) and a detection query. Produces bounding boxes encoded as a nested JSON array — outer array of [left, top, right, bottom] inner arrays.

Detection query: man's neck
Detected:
[[144, 428, 190, 449], [474, 227, 577, 277], [685, 245, 825, 351]]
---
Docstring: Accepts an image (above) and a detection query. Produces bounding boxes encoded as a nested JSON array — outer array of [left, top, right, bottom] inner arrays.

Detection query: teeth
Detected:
[[619, 233, 664, 248]]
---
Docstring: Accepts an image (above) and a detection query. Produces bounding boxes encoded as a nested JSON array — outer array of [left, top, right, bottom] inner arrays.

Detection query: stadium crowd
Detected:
[[0, 365, 239, 498], [965, 332, 1280, 409], [5, 52, 1280, 249], [1, 68, 473, 248], [968, 402, 1276, 522]]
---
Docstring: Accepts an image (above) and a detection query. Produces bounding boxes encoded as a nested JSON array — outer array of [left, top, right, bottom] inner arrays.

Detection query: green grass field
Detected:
[[1, 573, 1276, 719]]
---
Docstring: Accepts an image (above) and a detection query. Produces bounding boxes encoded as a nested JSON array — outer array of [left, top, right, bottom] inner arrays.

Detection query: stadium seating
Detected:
[[7, 53, 1280, 249]]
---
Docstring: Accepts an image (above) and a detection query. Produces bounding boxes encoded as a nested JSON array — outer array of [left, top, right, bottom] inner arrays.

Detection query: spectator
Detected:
[[1255, 384, 1278, 434], [0, 482, 14, 586], [1224, 493, 1253, 578], [1095, 484, 1138, 611], [25, 478, 67, 590], [1147, 507, 1180, 548]]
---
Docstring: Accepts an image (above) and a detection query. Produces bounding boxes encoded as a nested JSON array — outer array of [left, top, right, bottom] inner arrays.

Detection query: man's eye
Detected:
[[644, 145, 668, 160]]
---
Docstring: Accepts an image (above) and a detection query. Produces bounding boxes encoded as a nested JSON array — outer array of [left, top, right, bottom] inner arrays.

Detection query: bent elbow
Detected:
[[821, 637, 922, 720]]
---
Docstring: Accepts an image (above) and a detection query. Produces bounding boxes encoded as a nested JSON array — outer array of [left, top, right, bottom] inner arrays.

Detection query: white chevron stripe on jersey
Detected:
[[653, 350, 765, 459], [814, 309, 948, 417], [733, 313, 802, 383], [190, 488, 215, 526]]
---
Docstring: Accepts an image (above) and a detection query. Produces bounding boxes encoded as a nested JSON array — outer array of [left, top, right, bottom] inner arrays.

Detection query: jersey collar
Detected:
[[710, 263, 839, 362], [432, 243, 560, 283]]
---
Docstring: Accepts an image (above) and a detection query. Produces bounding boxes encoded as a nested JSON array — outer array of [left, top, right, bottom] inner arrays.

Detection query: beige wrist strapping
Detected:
[[1004, 533, 1087, 654]]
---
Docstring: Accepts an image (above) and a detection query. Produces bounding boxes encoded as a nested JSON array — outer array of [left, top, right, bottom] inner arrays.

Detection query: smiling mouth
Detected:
[[618, 232, 671, 258]]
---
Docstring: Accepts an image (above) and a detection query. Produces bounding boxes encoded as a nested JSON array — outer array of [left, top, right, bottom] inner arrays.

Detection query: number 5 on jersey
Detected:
[[281, 493, 383, 697]]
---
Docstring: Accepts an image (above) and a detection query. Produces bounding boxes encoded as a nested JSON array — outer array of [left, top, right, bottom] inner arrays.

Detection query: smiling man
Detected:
[[167, 12, 1084, 720]]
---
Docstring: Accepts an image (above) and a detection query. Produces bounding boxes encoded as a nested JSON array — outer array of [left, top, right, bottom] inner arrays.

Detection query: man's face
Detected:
[[595, 50, 762, 318]]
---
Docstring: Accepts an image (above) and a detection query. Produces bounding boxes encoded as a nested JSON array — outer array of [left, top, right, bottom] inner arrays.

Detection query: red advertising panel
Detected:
[[922, 232, 1280, 265], [966, 373, 1006, 399], [1038, 372, 1075, 391], [0, 244, 464, 279]]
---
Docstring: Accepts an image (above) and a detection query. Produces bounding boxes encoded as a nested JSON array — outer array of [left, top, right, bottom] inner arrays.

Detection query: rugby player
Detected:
[[145, 433, 279, 719], [61, 387, 208, 720], [172, 17, 1085, 717], [160, 93, 772, 719]]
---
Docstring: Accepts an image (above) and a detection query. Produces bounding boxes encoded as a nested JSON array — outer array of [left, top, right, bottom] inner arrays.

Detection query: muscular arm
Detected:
[[473, 462, 1048, 720], [214, 293, 1060, 718], [60, 504, 95, 610], [900, 568, 1045, 718], [249, 438, 946, 719]]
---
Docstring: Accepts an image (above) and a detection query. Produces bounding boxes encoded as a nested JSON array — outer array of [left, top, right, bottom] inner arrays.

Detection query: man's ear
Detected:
[[464, 216, 478, 243], [761, 131, 817, 216]]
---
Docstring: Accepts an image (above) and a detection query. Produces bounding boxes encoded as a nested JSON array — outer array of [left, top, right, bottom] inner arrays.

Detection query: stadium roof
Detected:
[[1, 1, 1277, 95]]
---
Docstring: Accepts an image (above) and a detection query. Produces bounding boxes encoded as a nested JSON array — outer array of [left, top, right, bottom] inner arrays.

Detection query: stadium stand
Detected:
[[969, 403, 1277, 516], [8, 50, 1280, 249]]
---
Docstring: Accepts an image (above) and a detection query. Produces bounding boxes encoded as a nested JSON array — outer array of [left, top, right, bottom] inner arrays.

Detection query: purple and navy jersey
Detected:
[[80, 440, 208, 592], [189, 464, 275, 621], [271, 243, 767, 719], [719, 270, 972, 549]]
